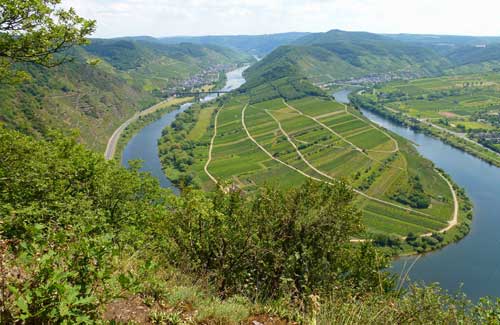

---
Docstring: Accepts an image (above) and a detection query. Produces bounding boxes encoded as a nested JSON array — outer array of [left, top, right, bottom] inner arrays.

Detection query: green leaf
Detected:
[[16, 296, 30, 315]]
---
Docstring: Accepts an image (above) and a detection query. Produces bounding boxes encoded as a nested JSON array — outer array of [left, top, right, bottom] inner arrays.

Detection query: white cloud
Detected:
[[62, 0, 500, 38]]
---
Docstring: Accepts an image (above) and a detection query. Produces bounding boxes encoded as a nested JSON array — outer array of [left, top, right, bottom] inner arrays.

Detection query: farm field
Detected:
[[167, 94, 457, 238], [366, 73, 500, 152]]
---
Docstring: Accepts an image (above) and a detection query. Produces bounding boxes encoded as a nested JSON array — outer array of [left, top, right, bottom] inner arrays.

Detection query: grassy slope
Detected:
[[0, 48, 156, 152]]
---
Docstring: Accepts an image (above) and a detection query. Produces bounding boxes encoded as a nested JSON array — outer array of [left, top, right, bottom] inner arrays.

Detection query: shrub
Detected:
[[167, 180, 390, 299]]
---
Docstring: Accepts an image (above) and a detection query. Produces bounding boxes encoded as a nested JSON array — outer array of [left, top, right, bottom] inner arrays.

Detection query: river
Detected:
[[122, 77, 500, 301], [334, 89, 500, 301], [121, 66, 248, 194]]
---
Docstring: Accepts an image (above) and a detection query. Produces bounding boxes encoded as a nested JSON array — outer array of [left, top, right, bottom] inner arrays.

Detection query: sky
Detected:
[[63, 0, 500, 38]]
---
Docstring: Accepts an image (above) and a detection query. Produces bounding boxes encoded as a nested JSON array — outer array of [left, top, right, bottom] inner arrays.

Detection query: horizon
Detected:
[[92, 29, 500, 40], [63, 0, 500, 39]]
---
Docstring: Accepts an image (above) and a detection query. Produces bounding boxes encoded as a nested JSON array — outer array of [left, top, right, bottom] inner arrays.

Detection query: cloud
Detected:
[[62, 0, 500, 38]]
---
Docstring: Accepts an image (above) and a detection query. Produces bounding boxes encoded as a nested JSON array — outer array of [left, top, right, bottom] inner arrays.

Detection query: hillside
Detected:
[[444, 43, 500, 74], [240, 49, 326, 103], [0, 40, 251, 151], [248, 30, 500, 85], [86, 39, 252, 87], [149, 32, 309, 56], [385, 33, 500, 54], [281, 30, 447, 83]]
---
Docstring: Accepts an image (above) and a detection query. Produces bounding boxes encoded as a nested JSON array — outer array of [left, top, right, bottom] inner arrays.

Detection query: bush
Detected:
[[0, 126, 174, 323], [167, 180, 390, 299]]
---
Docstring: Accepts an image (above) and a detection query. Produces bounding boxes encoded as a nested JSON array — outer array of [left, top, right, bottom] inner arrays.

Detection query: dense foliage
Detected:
[[0, 0, 95, 83], [391, 175, 431, 209], [0, 126, 391, 323], [0, 126, 172, 322], [170, 182, 390, 299], [158, 103, 207, 187]]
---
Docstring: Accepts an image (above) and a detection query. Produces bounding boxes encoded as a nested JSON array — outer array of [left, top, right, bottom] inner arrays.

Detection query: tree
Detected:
[[167, 180, 390, 299], [0, 0, 95, 82]]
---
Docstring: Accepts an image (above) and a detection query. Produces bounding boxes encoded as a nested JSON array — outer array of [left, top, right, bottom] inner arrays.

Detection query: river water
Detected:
[[121, 66, 248, 194], [122, 76, 500, 301], [334, 89, 500, 301]]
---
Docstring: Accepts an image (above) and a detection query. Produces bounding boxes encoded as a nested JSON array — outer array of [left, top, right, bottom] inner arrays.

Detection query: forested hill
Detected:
[[127, 32, 310, 56], [86, 39, 251, 72], [0, 40, 251, 151], [384, 33, 500, 52], [239, 46, 325, 103], [247, 29, 500, 84]]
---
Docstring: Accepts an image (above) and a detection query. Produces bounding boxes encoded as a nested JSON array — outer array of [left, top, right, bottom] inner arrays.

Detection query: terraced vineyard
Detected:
[[169, 95, 457, 238]]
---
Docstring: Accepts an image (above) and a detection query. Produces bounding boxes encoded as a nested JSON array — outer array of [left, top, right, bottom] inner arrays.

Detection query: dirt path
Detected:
[[242, 104, 320, 181], [204, 107, 222, 184], [204, 101, 459, 243], [263, 108, 433, 218], [283, 100, 403, 170], [434, 172, 459, 233], [246, 103, 459, 241], [340, 101, 399, 154], [283, 100, 370, 157]]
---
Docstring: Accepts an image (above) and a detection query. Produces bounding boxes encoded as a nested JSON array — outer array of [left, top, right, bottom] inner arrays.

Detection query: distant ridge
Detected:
[[245, 29, 500, 84], [114, 32, 310, 56]]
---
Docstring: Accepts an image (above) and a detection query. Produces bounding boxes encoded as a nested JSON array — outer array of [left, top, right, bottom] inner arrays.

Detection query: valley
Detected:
[[4, 3, 500, 320], [0, 40, 251, 151], [155, 74, 470, 254]]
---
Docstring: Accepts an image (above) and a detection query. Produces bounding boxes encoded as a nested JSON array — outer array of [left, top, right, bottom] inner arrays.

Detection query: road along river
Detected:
[[120, 66, 248, 194], [334, 89, 500, 301]]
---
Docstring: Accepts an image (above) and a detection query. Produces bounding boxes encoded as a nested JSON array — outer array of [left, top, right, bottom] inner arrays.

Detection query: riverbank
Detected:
[[105, 65, 244, 161], [382, 169, 472, 257], [329, 90, 473, 256], [114, 98, 194, 161], [104, 97, 193, 160], [349, 93, 500, 168], [119, 66, 249, 191], [348, 95, 500, 301]]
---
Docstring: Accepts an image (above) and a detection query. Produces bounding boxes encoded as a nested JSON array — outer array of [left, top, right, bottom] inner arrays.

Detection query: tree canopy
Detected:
[[0, 0, 95, 82]]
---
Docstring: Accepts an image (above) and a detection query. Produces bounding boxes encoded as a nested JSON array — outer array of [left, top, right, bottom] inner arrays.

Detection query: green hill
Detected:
[[247, 30, 500, 85], [385, 33, 500, 54], [284, 30, 447, 83], [239, 47, 325, 103], [153, 32, 309, 56], [0, 40, 251, 151], [86, 39, 251, 76], [444, 44, 500, 73]]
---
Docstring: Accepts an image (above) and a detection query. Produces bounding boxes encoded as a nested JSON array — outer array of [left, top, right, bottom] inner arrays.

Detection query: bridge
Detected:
[[167, 90, 234, 100]]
